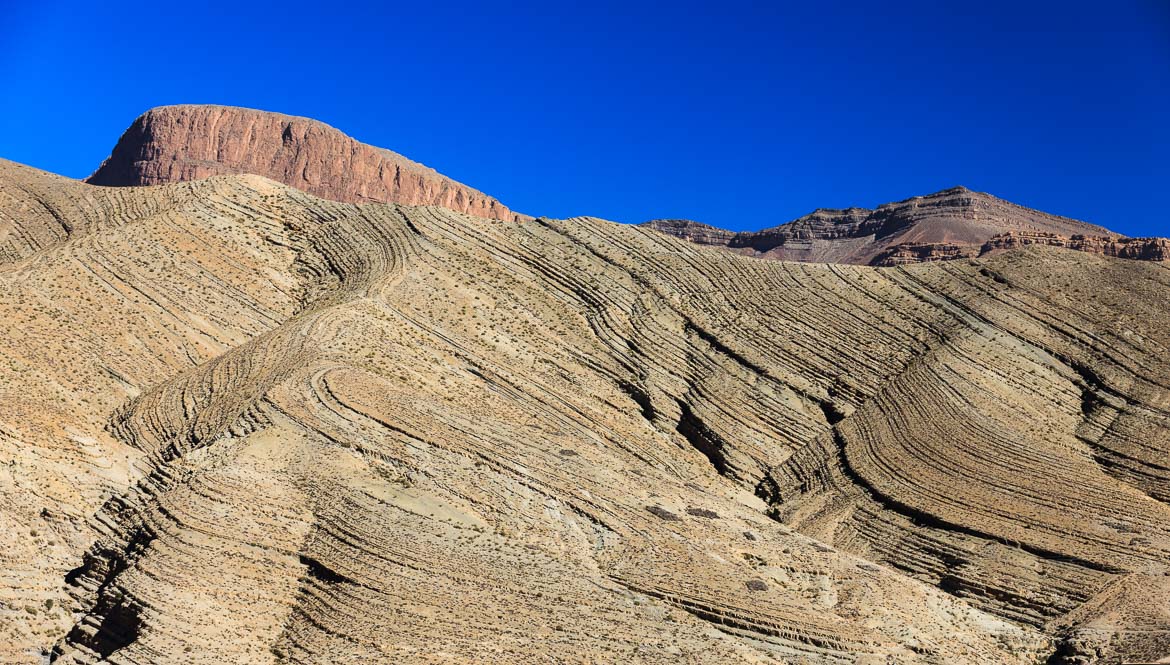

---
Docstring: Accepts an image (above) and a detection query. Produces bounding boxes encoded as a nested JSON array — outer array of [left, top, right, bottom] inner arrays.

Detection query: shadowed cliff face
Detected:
[[86, 104, 524, 222], [2, 154, 1169, 663], [644, 186, 1167, 266]]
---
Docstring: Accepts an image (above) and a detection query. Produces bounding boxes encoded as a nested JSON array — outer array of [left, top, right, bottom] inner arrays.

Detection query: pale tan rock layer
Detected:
[[0, 156, 1167, 663], [87, 105, 523, 221]]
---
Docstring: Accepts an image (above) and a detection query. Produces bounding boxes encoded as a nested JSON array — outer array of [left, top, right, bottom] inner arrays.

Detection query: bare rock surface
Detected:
[[0, 143, 1167, 664], [87, 105, 523, 221], [640, 219, 738, 246], [981, 231, 1170, 261], [645, 186, 1167, 266]]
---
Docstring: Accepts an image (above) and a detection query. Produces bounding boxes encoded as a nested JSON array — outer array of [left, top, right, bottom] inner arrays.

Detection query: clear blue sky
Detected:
[[1, 1, 1167, 236]]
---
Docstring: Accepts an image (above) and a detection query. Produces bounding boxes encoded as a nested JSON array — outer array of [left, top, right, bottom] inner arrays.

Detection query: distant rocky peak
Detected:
[[643, 186, 1152, 266]]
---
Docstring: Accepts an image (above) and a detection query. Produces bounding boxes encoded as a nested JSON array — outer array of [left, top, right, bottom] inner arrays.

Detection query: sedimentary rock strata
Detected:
[[0, 150, 1167, 663], [868, 242, 973, 266], [644, 186, 1168, 266], [865, 232, 1170, 267], [980, 231, 1170, 261], [87, 105, 522, 221], [640, 219, 738, 246]]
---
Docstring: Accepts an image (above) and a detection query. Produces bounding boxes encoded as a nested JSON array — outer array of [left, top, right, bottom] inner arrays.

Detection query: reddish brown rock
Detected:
[[87, 105, 523, 221], [643, 186, 1153, 265], [870, 242, 976, 266]]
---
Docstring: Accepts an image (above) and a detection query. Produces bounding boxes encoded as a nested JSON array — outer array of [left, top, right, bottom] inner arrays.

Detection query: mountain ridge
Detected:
[[643, 186, 1169, 265], [83, 105, 1165, 267], [1, 107, 1168, 663]]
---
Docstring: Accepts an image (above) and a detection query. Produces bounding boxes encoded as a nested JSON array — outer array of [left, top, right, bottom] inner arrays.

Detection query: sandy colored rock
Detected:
[[0, 116, 1167, 663]]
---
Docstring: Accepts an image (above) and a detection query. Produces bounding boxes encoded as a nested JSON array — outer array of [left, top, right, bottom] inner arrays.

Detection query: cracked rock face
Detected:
[[86, 105, 522, 222], [0, 119, 1168, 664]]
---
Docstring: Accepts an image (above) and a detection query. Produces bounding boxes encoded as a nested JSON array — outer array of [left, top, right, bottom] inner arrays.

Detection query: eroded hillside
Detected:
[[644, 186, 1168, 265], [1, 157, 1167, 663]]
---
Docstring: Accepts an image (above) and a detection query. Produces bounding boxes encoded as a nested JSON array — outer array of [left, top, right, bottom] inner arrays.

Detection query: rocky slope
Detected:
[[0, 154, 1167, 663], [980, 231, 1170, 261], [643, 186, 1166, 266], [639, 219, 738, 246], [87, 105, 523, 221]]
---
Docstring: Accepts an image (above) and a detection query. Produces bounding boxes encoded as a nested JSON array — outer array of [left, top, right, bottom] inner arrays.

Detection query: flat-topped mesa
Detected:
[[644, 186, 1151, 265], [87, 104, 524, 221]]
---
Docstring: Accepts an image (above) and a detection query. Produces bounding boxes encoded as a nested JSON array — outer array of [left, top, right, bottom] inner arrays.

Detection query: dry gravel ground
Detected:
[[0, 158, 1167, 663]]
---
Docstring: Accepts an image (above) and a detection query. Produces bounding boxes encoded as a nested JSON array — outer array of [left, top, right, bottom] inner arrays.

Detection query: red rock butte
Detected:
[[87, 104, 524, 221]]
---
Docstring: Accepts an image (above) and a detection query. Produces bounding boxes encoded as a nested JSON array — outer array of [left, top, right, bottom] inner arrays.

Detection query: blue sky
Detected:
[[1, 1, 1167, 236]]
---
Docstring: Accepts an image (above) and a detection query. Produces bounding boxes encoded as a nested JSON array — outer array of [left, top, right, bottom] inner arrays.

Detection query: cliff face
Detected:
[[644, 187, 1166, 265], [864, 234, 1170, 267], [870, 242, 975, 266], [981, 232, 1170, 262], [87, 105, 522, 221], [640, 219, 737, 246]]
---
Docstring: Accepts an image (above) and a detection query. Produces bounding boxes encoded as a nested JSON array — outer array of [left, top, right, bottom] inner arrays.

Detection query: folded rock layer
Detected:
[[0, 156, 1166, 663]]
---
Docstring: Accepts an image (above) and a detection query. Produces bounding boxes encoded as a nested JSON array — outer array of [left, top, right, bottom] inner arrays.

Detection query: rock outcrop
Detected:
[[864, 232, 1170, 267], [643, 186, 1168, 266], [869, 241, 975, 266], [640, 219, 737, 246], [87, 105, 523, 221], [981, 231, 1170, 261]]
